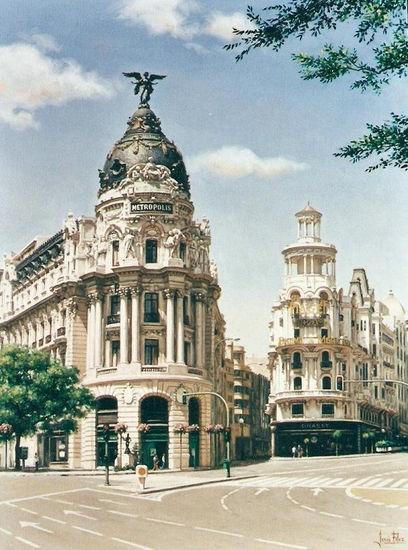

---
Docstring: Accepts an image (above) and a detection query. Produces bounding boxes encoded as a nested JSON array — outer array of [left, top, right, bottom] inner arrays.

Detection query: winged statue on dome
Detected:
[[122, 71, 166, 105]]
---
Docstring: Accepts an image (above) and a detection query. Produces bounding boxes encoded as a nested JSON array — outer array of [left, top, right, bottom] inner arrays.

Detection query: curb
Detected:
[[137, 474, 260, 494]]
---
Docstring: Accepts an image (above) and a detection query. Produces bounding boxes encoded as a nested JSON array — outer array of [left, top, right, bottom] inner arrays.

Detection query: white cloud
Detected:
[[188, 146, 308, 179], [0, 42, 115, 130], [19, 32, 61, 53], [205, 11, 254, 41], [116, 0, 199, 39]]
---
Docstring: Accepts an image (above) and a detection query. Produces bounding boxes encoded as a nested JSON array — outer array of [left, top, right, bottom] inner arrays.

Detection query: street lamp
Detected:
[[239, 417, 245, 460]]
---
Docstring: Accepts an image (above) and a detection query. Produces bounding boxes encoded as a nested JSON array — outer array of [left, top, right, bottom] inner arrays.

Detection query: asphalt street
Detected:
[[0, 454, 407, 550]]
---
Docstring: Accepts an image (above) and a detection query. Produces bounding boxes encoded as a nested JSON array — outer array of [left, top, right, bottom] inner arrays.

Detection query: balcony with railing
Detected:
[[106, 314, 120, 325], [274, 389, 345, 402], [320, 360, 333, 369]]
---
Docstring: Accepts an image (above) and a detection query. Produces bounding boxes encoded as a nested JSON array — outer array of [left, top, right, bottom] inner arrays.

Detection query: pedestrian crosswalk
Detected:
[[231, 476, 408, 490]]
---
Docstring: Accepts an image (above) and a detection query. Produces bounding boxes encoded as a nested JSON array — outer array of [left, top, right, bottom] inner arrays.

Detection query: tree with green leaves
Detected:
[[225, 1, 408, 171], [0, 345, 95, 470]]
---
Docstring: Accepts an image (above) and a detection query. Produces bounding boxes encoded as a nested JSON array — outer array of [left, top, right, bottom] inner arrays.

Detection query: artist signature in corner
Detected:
[[374, 530, 405, 548]]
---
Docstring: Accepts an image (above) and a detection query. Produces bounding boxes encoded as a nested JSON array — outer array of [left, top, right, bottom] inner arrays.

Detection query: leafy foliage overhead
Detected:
[[225, 1, 408, 171]]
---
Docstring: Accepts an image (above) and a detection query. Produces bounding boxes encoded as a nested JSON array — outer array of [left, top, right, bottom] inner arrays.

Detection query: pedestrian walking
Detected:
[[152, 454, 159, 470], [160, 453, 166, 469], [291, 445, 296, 458], [296, 444, 303, 458]]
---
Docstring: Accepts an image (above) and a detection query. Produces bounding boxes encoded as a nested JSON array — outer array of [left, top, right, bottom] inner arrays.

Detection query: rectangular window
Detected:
[[183, 296, 190, 325], [110, 295, 120, 315], [322, 403, 334, 416], [145, 239, 158, 263], [294, 329, 300, 338], [184, 341, 190, 364], [144, 292, 159, 322], [144, 339, 159, 365], [321, 328, 328, 338], [374, 386, 378, 399], [112, 241, 119, 266], [179, 242, 186, 261], [111, 341, 120, 367], [291, 403, 304, 417]]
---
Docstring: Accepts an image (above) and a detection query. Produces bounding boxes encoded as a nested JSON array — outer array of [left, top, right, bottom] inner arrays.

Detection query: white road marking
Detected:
[[144, 517, 184, 527], [0, 488, 87, 505], [15, 536, 40, 548], [255, 488, 269, 496], [319, 512, 344, 518], [336, 478, 357, 486], [352, 518, 385, 526], [43, 497, 74, 505], [0, 527, 12, 535], [359, 478, 382, 487], [41, 516, 66, 525], [64, 509, 97, 520], [20, 521, 53, 534], [300, 505, 316, 512], [99, 498, 126, 505], [79, 504, 101, 510], [311, 488, 323, 496], [20, 508, 39, 516], [220, 488, 241, 511], [112, 537, 154, 550], [374, 478, 394, 488], [390, 479, 408, 488], [108, 510, 139, 519], [195, 526, 244, 538], [255, 538, 309, 549], [320, 478, 343, 486], [72, 525, 103, 537]]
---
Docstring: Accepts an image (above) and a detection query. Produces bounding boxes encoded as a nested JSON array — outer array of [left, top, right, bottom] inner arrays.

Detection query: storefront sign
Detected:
[[131, 202, 173, 214]]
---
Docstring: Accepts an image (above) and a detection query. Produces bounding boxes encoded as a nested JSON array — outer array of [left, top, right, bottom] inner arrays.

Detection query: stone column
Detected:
[[176, 290, 184, 364], [119, 287, 129, 365], [105, 339, 111, 369], [131, 287, 141, 364], [194, 292, 205, 369], [94, 295, 103, 369], [164, 289, 175, 363], [86, 295, 96, 370]]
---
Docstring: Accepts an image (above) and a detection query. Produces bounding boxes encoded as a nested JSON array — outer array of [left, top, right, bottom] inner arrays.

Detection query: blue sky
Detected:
[[1, 1, 408, 356]]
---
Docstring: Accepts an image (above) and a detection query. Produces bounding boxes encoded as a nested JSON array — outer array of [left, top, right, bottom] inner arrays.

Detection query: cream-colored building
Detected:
[[0, 84, 227, 470], [267, 205, 404, 457]]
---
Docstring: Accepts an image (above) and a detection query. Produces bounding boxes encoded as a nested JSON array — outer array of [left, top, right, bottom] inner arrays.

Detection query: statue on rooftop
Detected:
[[122, 71, 166, 105]]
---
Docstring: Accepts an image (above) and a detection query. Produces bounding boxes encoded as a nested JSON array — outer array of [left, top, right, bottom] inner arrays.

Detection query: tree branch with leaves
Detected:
[[225, 0, 408, 171]]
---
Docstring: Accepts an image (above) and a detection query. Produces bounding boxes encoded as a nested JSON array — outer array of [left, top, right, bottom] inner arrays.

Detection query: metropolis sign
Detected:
[[131, 202, 173, 214]]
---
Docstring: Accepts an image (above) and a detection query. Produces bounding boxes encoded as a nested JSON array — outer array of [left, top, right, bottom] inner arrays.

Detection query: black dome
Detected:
[[99, 106, 190, 197]]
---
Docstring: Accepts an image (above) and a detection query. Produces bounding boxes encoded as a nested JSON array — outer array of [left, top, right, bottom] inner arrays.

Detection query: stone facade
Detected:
[[267, 205, 406, 457], [0, 93, 226, 470]]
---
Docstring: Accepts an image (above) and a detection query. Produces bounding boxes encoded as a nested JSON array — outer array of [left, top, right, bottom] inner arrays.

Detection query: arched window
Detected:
[[293, 377, 302, 391], [322, 376, 331, 390], [141, 396, 168, 425], [292, 352, 302, 369], [321, 350, 332, 368]]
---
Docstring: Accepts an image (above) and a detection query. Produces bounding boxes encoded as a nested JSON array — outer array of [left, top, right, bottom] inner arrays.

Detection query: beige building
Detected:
[[267, 205, 404, 457], [0, 84, 227, 470]]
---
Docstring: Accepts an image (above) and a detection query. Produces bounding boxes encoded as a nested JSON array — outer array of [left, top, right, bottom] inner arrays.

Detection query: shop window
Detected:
[[293, 377, 302, 391], [145, 339, 159, 365], [321, 403, 334, 416], [49, 431, 68, 462], [145, 239, 158, 263], [144, 292, 159, 322], [291, 403, 304, 417], [322, 376, 332, 390]]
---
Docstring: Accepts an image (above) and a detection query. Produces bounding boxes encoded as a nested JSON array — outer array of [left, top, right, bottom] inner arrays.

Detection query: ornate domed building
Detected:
[[0, 74, 227, 469]]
